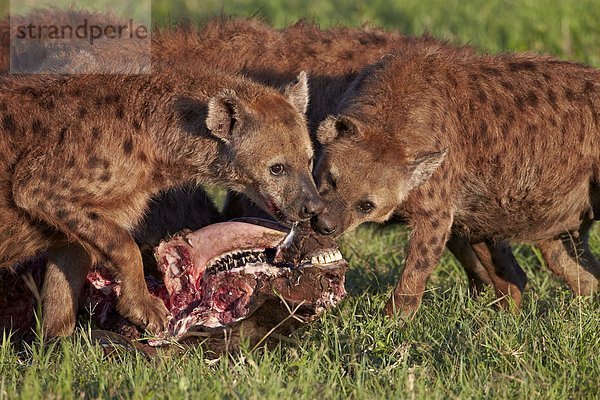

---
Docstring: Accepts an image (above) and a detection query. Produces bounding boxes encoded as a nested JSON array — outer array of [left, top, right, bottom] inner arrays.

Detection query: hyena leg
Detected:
[[0, 204, 55, 268], [43, 242, 92, 337], [0, 182, 53, 268], [446, 234, 492, 294], [384, 209, 454, 318], [471, 240, 528, 309], [13, 193, 169, 333], [63, 217, 170, 333], [538, 220, 599, 295]]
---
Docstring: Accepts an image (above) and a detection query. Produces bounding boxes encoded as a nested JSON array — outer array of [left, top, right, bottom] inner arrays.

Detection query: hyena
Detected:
[[1, 10, 227, 335], [1, 12, 226, 259], [153, 18, 532, 302], [0, 60, 321, 335], [4, 12, 582, 311], [311, 44, 600, 317]]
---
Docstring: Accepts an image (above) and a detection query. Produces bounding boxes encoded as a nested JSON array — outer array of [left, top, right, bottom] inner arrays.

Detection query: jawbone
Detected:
[[153, 219, 347, 341], [1, 219, 347, 351]]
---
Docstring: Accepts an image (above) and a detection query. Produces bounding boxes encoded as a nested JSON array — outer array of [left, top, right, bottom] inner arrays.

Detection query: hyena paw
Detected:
[[118, 292, 171, 334]]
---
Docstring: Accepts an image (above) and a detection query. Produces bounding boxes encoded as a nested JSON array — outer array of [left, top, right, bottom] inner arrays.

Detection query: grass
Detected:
[[1, 224, 598, 399], [2, 0, 600, 398], [151, 0, 600, 67]]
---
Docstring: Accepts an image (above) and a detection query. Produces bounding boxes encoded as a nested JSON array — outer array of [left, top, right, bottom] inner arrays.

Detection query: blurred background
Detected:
[[150, 0, 600, 66], [2, 0, 599, 65]]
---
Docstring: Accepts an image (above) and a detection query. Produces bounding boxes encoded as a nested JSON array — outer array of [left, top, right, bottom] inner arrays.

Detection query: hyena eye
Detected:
[[270, 163, 285, 176], [357, 201, 375, 214]]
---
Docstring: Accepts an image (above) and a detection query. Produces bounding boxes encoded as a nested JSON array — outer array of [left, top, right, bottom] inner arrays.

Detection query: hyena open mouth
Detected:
[[1, 219, 347, 350]]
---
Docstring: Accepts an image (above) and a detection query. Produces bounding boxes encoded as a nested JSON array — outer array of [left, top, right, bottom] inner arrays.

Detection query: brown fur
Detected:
[[0, 10, 229, 335], [70, 17, 534, 306], [162, 17, 597, 307], [0, 60, 318, 333], [153, 18, 451, 133], [153, 18, 533, 299], [3, 11, 588, 319], [313, 45, 600, 317], [0, 15, 8, 74]]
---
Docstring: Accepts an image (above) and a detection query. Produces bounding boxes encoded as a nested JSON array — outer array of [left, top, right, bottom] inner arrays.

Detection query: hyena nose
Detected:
[[311, 215, 337, 236], [300, 198, 325, 220]]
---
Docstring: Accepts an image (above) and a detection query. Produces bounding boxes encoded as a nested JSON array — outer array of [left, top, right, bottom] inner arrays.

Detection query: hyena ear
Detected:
[[407, 149, 448, 189], [316, 115, 362, 144], [281, 71, 309, 114], [206, 89, 245, 142]]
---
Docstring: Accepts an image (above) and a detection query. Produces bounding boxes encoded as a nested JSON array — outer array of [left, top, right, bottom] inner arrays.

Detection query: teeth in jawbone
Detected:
[[310, 250, 344, 265], [206, 249, 269, 273]]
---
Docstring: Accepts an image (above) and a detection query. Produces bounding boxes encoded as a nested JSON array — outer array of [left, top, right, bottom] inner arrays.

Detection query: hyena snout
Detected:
[[299, 195, 325, 220], [311, 213, 337, 236], [291, 178, 325, 221]]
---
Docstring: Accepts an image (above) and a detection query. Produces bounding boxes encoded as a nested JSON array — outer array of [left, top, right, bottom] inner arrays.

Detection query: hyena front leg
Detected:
[[385, 208, 454, 318], [43, 242, 92, 337], [471, 240, 528, 309], [538, 220, 599, 295], [61, 215, 169, 333], [13, 185, 170, 334], [67, 217, 170, 333]]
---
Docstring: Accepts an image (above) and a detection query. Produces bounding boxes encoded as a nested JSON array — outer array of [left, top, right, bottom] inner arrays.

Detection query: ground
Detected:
[[1, 223, 598, 399], [1, 0, 600, 398]]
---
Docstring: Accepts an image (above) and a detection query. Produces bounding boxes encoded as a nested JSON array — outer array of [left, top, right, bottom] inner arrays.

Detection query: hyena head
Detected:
[[206, 71, 323, 222], [311, 115, 446, 236]]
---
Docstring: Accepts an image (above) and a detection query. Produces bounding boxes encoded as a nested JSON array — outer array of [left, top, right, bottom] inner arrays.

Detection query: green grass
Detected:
[[151, 0, 600, 66], [1, 224, 598, 399], [2, 1, 600, 398]]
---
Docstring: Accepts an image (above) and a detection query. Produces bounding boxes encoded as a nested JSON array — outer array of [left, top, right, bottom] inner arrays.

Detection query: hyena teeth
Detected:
[[317, 255, 326, 264], [324, 254, 332, 263]]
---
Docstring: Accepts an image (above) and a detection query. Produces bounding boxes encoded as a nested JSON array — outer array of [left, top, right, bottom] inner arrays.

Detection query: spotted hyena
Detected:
[[0, 59, 321, 335], [4, 13, 523, 305], [312, 44, 600, 317], [4, 12, 583, 312], [0, 10, 228, 335], [153, 18, 534, 302]]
